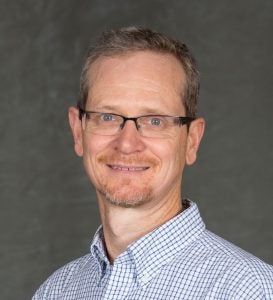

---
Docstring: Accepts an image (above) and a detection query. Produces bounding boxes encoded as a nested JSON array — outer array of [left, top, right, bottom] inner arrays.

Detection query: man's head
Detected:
[[69, 27, 204, 209], [78, 27, 199, 118]]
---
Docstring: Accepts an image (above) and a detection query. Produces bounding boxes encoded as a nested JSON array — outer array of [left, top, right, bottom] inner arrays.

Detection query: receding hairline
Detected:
[[84, 49, 188, 106], [78, 27, 199, 117]]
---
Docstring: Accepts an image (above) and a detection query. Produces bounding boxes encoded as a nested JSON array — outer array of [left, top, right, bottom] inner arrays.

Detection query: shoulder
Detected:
[[166, 229, 273, 298], [32, 254, 94, 300], [197, 230, 273, 297], [201, 230, 273, 271]]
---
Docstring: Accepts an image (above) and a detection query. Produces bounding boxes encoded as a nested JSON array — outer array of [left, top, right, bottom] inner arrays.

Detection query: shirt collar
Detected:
[[90, 226, 109, 282], [90, 200, 205, 287]]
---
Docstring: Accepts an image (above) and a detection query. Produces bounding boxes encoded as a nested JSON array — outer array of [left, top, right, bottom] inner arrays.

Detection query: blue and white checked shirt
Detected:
[[33, 201, 273, 299]]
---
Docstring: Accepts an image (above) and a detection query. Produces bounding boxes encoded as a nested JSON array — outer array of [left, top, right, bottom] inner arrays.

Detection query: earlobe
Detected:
[[185, 118, 205, 165], [68, 106, 84, 157]]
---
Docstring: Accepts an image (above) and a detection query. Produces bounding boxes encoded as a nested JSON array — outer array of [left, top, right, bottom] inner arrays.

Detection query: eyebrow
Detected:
[[90, 104, 170, 115]]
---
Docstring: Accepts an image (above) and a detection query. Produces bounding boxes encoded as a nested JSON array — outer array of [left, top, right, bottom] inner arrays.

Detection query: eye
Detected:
[[150, 117, 163, 126], [101, 113, 114, 122]]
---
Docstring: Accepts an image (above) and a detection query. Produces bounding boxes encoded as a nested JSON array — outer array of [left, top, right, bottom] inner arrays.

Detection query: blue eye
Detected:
[[150, 118, 162, 126], [101, 114, 113, 122]]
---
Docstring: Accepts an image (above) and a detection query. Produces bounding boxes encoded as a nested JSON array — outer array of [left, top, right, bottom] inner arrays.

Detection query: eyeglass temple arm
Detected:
[[179, 116, 195, 125], [77, 107, 85, 120]]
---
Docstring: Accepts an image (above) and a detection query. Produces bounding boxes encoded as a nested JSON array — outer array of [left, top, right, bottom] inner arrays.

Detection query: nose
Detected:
[[113, 120, 146, 154], [120, 117, 139, 131]]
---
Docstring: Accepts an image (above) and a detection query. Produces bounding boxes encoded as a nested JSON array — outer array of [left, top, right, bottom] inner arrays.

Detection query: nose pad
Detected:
[[114, 119, 146, 154], [120, 118, 139, 131]]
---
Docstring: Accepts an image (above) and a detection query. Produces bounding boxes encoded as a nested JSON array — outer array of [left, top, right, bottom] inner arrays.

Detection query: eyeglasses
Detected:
[[78, 108, 195, 138]]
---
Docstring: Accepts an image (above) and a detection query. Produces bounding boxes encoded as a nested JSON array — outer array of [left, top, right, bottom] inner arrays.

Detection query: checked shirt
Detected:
[[33, 201, 273, 299]]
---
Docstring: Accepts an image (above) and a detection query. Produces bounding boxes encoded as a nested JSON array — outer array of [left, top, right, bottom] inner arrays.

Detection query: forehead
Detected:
[[86, 51, 186, 114]]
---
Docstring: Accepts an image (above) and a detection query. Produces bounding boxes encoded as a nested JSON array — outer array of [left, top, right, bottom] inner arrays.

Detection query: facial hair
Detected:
[[96, 153, 158, 207]]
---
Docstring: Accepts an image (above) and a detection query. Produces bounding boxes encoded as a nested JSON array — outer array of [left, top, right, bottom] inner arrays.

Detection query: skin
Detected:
[[69, 51, 205, 263]]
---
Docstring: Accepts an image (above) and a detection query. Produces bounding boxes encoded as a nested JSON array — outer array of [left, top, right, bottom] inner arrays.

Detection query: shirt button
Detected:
[[141, 273, 150, 284]]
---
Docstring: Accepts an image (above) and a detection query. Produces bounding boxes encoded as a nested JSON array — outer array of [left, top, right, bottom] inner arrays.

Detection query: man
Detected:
[[33, 27, 273, 299]]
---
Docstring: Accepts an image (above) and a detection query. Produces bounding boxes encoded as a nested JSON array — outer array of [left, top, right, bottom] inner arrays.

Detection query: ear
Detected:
[[185, 118, 205, 165], [68, 106, 83, 157]]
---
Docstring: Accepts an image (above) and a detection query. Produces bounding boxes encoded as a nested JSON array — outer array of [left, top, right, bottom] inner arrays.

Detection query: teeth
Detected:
[[111, 166, 147, 171]]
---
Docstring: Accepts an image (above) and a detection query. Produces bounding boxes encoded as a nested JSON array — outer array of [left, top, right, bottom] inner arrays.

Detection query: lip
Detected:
[[107, 164, 150, 172]]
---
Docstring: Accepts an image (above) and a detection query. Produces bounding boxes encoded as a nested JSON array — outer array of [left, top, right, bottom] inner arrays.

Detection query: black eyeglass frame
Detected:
[[78, 108, 195, 129]]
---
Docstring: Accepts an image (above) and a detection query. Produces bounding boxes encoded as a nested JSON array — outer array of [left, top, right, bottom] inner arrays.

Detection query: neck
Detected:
[[97, 190, 182, 264]]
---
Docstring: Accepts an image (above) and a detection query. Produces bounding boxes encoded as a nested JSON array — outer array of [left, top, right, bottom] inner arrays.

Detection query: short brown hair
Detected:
[[79, 27, 199, 117]]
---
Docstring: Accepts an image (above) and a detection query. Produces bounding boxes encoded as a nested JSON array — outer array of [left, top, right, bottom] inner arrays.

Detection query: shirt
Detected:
[[33, 200, 273, 299]]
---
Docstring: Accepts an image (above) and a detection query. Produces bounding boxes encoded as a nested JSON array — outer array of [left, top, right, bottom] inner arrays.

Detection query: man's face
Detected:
[[69, 51, 204, 208]]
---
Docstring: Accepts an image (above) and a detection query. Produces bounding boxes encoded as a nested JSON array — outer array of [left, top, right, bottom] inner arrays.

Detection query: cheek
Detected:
[[148, 138, 186, 172], [83, 134, 112, 155], [82, 135, 112, 176]]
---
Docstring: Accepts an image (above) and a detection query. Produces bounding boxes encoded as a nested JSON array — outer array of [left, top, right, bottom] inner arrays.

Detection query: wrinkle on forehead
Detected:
[[86, 51, 186, 112]]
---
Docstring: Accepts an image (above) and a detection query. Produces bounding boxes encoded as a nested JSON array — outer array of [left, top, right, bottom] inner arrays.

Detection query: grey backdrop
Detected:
[[1, 1, 272, 299]]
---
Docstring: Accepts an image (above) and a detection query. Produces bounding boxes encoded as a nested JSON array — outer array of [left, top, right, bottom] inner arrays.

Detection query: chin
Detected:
[[93, 175, 154, 208], [99, 185, 153, 208]]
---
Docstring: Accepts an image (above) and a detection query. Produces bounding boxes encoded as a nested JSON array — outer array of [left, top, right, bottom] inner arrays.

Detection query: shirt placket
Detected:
[[102, 262, 135, 300]]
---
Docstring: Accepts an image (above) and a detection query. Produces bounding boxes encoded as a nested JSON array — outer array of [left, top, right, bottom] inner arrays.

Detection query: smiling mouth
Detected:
[[107, 164, 149, 171]]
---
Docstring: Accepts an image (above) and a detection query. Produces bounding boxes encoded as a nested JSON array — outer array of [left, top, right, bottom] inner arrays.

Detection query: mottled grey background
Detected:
[[1, 0, 272, 299]]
